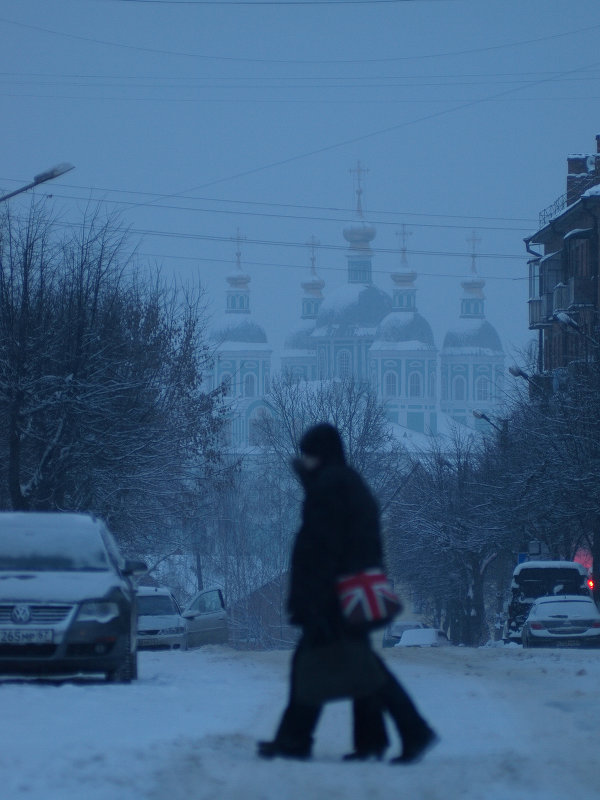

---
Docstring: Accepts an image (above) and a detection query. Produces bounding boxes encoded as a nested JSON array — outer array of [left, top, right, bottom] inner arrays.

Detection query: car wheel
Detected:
[[106, 635, 137, 683]]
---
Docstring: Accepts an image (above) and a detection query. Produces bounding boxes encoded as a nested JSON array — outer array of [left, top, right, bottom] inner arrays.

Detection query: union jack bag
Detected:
[[336, 569, 403, 631]]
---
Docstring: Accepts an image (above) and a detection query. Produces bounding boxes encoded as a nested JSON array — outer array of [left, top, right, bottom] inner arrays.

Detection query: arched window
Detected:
[[475, 377, 490, 402], [453, 375, 466, 401], [408, 371, 422, 398], [337, 349, 352, 379], [318, 349, 327, 379], [244, 373, 256, 398], [428, 372, 436, 399], [384, 371, 397, 397]]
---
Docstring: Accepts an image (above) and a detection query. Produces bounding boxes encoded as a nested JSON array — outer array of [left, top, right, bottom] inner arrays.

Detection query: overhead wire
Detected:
[[1, 16, 599, 66]]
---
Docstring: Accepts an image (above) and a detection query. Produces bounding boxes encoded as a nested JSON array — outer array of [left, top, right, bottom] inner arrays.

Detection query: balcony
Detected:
[[567, 275, 596, 307], [528, 293, 556, 328], [553, 283, 570, 312]]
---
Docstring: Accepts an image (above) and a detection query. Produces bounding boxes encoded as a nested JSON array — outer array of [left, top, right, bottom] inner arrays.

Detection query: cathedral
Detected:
[[207, 169, 505, 450]]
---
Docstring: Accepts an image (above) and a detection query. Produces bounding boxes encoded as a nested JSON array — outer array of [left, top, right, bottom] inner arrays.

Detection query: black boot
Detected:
[[390, 727, 439, 764]]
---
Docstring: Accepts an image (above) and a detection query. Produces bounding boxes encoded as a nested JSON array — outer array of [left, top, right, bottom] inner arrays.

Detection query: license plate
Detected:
[[0, 629, 54, 644], [138, 638, 161, 647]]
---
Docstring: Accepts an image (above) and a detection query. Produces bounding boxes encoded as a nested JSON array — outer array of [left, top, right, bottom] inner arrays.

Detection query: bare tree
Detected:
[[0, 202, 224, 549]]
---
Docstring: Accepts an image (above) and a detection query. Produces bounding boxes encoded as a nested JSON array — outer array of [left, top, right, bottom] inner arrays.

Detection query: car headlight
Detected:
[[77, 601, 120, 623], [158, 626, 185, 635]]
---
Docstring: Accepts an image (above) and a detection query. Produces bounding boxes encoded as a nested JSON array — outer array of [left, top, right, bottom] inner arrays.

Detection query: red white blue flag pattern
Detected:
[[336, 569, 402, 627]]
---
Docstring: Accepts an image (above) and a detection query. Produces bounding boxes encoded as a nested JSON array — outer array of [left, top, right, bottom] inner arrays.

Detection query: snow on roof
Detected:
[[512, 560, 588, 576], [564, 228, 593, 240], [316, 283, 392, 329], [210, 315, 268, 345], [215, 342, 271, 355], [540, 250, 561, 263], [442, 319, 503, 354], [370, 339, 434, 352], [375, 311, 435, 347], [0, 512, 110, 571]]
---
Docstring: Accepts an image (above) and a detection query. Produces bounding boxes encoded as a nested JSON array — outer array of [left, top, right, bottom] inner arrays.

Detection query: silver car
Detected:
[[136, 586, 187, 651], [182, 588, 228, 648], [522, 595, 600, 648]]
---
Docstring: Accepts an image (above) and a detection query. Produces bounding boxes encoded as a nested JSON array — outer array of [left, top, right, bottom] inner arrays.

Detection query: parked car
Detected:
[[396, 628, 451, 647], [182, 588, 228, 648], [521, 595, 600, 648], [382, 621, 429, 648], [0, 512, 146, 681], [503, 560, 592, 644], [136, 587, 187, 651]]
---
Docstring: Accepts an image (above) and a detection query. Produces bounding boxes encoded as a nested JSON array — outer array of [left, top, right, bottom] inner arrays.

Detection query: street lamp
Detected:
[[0, 162, 75, 204], [472, 409, 503, 433], [553, 311, 600, 349]]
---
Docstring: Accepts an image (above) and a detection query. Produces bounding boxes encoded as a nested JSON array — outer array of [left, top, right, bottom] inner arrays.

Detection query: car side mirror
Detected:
[[182, 610, 196, 620], [123, 559, 147, 576]]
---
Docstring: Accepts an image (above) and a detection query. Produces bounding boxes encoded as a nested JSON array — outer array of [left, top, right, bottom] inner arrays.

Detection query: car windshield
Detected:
[[515, 568, 584, 599], [137, 595, 178, 616], [0, 529, 110, 572], [536, 600, 597, 619]]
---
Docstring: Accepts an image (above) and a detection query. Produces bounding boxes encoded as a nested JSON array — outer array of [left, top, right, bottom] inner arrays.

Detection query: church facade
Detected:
[[207, 178, 505, 449]]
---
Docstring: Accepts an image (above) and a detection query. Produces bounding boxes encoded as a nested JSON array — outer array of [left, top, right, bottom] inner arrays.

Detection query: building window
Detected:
[[569, 238, 590, 277], [384, 371, 397, 397], [408, 372, 422, 398], [428, 372, 436, 399], [453, 375, 466, 401], [441, 373, 448, 401], [318, 349, 327, 379], [475, 377, 490, 402], [529, 260, 540, 300], [337, 349, 352, 379], [244, 373, 255, 397]]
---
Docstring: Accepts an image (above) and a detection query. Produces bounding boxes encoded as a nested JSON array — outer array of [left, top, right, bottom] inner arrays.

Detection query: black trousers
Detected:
[[273, 636, 428, 754]]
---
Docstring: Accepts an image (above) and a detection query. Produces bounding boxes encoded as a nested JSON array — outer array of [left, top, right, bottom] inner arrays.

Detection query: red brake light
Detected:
[[588, 578, 595, 591], [530, 622, 545, 630]]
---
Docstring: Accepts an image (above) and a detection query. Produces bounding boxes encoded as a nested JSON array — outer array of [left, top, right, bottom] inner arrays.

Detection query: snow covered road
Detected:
[[2, 643, 599, 800]]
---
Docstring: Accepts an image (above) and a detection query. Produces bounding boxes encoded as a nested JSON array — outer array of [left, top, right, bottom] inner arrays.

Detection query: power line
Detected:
[[39, 190, 533, 234], [0, 177, 539, 225], [2, 15, 598, 66], [46, 216, 526, 261], [135, 249, 528, 280]]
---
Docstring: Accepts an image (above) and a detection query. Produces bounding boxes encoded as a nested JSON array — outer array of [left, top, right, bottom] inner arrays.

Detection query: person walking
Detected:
[[257, 422, 437, 763]]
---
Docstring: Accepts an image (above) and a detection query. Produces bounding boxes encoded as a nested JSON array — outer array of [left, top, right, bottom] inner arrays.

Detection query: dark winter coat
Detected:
[[287, 424, 384, 644]]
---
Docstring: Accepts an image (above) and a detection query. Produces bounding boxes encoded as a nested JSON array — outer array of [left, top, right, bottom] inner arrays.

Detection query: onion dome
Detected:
[[315, 283, 392, 334], [442, 319, 503, 354], [376, 311, 435, 348], [211, 317, 268, 345]]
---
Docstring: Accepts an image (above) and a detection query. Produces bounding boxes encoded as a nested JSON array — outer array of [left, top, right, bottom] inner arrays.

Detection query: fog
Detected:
[[2, 0, 599, 364]]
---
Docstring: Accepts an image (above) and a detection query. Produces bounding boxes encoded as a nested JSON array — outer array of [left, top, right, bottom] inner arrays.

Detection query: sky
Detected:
[[2, 0, 600, 368], [3, 643, 600, 799]]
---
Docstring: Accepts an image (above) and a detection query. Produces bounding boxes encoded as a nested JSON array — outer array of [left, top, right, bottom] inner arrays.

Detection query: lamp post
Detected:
[[472, 409, 503, 433], [0, 163, 75, 204], [553, 311, 600, 350]]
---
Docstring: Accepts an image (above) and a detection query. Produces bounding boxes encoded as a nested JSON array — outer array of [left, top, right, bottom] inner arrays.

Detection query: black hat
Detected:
[[299, 423, 346, 465]]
